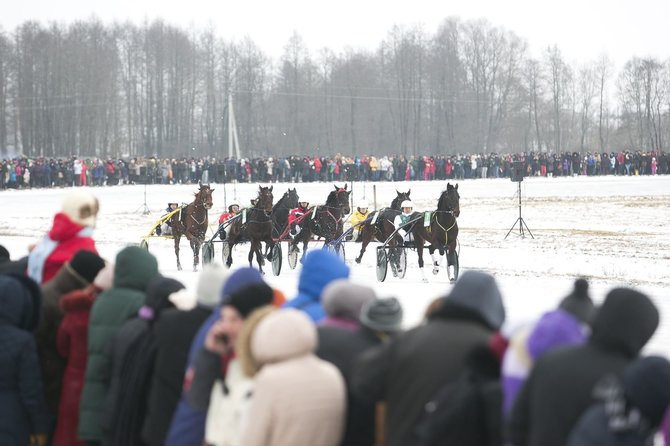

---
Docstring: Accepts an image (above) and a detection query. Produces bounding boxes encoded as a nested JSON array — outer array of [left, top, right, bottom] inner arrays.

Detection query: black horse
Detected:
[[170, 183, 214, 271], [405, 183, 460, 282], [226, 185, 274, 273], [355, 189, 411, 264], [291, 184, 351, 262], [272, 187, 299, 237]]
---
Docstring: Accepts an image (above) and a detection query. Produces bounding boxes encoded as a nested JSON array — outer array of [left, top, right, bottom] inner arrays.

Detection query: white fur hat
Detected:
[[61, 189, 99, 228]]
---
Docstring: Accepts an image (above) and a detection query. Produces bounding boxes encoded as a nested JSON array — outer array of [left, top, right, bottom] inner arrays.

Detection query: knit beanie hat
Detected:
[[0, 245, 9, 263], [220, 267, 264, 303], [623, 355, 670, 427], [196, 264, 228, 308], [322, 279, 376, 320], [445, 270, 506, 330], [61, 189, 99, 227], [140, 276, 185, 320], [223, 282, 274, 319], [360, 297, 404, 332], [558, 278, 595, 325], [68, 250, 106, 284]]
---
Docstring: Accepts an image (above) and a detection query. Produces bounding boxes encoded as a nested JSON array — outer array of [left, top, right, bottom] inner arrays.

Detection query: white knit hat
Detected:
[[61, 189, 99, 228], [196, 263, 229, 308]]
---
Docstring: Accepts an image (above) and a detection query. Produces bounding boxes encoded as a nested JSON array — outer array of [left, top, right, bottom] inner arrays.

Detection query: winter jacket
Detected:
[[27, 212, 97, 284], [317, 325, 388, 446], [142, 306, 212, 446], [283, 249, 349, 322], [507, 289, 659, 446], [0, 274, 51, 445], [352, 270, 505, 446], [36, 264, 92, 414], [241, 309, 346, 446], [53, 289, 94, 446], [78, 247, 158, 442]]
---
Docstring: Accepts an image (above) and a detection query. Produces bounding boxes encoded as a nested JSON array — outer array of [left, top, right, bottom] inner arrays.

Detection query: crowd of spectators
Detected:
[[2, 150, 668, 189]]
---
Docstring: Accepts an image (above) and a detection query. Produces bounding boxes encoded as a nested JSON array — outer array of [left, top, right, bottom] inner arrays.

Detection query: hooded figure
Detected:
[[0, 273, 51, 445], [102, 276, 185, 446], [78, 246, 159, 444], [241, 309, 346, 446], [28, 189, 99, 284], [283, 249, 350, 322], [507, 287, 659, 446], [567, 355, 670, 446], [353, 270, 505, 446]]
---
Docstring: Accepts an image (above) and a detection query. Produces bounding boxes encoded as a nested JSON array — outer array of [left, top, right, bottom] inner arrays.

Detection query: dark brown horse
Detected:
[[170, 183, 214, 271], [406, 183, 460, 282], [355, 189, 411, 264], [226, 185, 274, 273], [291, 184, 351, 262]]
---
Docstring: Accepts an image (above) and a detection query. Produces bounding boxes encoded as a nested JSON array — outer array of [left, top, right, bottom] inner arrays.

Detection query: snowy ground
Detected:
[[2, 175, 669, 356]]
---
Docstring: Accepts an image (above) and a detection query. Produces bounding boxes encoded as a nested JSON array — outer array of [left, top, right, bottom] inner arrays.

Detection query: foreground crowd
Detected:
[[0, 189, 669, 446]]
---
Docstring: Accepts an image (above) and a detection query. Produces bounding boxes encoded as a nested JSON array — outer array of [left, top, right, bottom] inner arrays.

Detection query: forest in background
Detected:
[[0, 17, 668, 159]]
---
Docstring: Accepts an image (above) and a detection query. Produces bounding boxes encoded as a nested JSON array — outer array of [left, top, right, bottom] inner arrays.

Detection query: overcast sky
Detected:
[[3, 0, 668, 68]]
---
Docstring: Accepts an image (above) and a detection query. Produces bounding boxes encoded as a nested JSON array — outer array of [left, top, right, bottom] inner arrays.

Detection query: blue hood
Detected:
[[297, 249, 349, 302]]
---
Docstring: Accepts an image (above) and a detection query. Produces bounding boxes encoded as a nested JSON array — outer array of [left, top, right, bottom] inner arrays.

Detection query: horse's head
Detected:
[[196, 184, 214, 210], [333, 184, 351, 215], [391, 189, 411, 210], [256, 185, 274, 214], [287, 187, 299, 208], [440, 183, 460, 216]]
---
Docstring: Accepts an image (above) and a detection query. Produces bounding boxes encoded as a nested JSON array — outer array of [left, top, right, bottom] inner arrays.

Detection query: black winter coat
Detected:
[[507, 289, 659, 446], [317, 325, 387, 446], [567, 405, 655, 446], [142, 306, 212, 446], [352, 303, 494, 446]]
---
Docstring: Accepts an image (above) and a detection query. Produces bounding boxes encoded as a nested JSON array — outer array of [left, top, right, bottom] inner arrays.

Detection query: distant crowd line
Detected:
[[1, 150, 668, 190]]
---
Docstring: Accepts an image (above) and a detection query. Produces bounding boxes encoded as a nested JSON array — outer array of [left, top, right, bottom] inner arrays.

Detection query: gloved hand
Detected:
[[290, 226, 297, 236]]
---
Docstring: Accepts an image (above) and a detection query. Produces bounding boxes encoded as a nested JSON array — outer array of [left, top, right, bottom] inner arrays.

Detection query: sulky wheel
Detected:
[[221, 242, 230, 263], [376, 247, 388, 282], [271, 244, 283, 276], [396, 248, 407, 279], [201, 242, 214, 264], [288, 245, 299, 270]]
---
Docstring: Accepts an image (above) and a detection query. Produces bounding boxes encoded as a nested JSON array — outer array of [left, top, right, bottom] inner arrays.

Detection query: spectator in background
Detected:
[[35, 250, 105, 417], [0, 273, 51, 446], [283, 249, 350, 322], [567, 355, 670, 446], [78, 246, 159, 446], [28, 189, 99, 284], [507, 287, 660, 446], [240, 309, 346, 446]]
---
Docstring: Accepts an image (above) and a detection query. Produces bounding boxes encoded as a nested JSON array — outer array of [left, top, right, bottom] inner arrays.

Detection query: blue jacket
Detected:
[[283, 249, 350, 322]]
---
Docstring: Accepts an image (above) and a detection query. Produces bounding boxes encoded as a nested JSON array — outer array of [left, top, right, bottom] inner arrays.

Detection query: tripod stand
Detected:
[[135, 183, 151, 215], [505, 181, 534, 239]]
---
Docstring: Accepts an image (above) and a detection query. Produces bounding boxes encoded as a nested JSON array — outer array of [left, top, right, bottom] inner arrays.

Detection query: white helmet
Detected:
[[357, 200, 368, 209], [400, 200, 413, 209]]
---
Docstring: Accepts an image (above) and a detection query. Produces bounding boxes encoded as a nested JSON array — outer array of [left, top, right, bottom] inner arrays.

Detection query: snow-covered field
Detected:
[[2, 175, 669, 356]]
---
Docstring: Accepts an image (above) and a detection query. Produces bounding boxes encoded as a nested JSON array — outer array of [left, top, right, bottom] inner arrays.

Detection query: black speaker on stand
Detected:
[[505, 161, 534, 239]]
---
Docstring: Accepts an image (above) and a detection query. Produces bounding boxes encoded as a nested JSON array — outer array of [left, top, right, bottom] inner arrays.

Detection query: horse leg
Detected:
[[192, 239, 200, 272], [355, 227, 371, 264], [429, 245, 441, 275], [226, 237, 235, 268], [446, 240, 457, 282], [254, 242, 265, 274], [416, 238, 428, 283], [174, 235, 182, 271]]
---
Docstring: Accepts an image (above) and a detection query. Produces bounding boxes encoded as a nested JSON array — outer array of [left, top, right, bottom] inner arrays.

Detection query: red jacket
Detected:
[[53, 289, 95, 446], [288, 207, 309, 226], [218, 212, 235, 225], [31, 213, 98, 284]]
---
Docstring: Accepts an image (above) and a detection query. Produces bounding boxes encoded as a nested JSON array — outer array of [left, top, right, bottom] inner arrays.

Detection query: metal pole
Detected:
[[373, 184, 377, 210]]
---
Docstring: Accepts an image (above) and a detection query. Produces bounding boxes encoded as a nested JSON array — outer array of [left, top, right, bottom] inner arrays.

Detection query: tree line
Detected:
[[0, 18, 668, 159]]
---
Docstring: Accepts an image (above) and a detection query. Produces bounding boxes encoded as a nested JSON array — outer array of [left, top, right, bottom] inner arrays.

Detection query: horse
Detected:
[[226, 185, 274, 274], [169, 183, 214, 271], [405, 183, 460, 282], [272, 187, 299, 238], [290, 184, 351, 262], [354, 189, 411, 264]]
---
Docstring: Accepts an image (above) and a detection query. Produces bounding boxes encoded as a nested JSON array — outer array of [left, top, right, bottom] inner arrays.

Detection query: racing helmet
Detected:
[[228, 203, 239, 213], [357, 200, 369, 212], [299, 201, 309, 208], [400, 200, 413, 212]]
